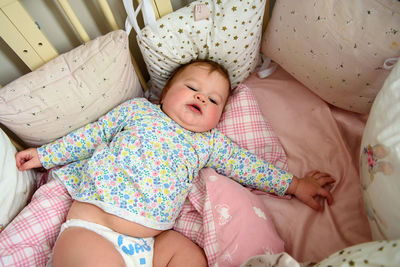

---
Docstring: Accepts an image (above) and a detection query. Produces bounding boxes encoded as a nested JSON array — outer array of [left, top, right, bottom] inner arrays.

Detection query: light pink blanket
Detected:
[[244, 67, 371, 262]]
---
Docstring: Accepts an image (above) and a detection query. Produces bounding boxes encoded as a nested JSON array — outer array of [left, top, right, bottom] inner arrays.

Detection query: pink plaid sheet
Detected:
[[173, 173, 219, 265], [0, 84, 287, 266], [217, 84, 288, 170], [0, 174, 71, 266]]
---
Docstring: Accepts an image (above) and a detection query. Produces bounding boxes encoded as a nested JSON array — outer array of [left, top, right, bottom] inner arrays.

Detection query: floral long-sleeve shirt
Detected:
[[38, 98, 293, 230]]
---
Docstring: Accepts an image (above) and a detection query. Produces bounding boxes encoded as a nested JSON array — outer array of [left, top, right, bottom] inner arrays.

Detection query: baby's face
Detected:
[[161, 64, 230, 132]]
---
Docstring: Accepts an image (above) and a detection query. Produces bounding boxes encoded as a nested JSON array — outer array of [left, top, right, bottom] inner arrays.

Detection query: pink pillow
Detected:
[[217, 84, 287, 170], [174, 168, 285, 267], [206, 168, 285, 266]]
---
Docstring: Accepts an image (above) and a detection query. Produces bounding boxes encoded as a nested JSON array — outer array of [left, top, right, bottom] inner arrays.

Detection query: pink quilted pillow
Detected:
[[217, 84, 287, 170], [205, 168, 285, 266]]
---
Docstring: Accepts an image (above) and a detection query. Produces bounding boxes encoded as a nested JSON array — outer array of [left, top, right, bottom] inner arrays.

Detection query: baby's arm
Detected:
[[208, 130, 335, 211], [207, 130, 292, 196], [286, 170, 335, 211], [16, 99, 139, 171]]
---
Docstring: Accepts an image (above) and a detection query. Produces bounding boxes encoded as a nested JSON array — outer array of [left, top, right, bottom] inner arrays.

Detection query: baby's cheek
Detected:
[[209, 107, 223, 127]]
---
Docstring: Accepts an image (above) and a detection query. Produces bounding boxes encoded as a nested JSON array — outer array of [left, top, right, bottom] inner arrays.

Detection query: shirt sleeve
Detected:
[[206, 129, 293, 196], [37, 98, 140, 169]]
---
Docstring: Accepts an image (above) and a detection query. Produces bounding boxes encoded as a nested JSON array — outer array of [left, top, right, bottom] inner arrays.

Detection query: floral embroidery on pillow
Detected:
[[361, 144, 393, 187]]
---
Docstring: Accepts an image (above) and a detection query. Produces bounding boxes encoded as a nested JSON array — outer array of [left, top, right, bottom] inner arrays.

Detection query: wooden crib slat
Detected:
[[150, 0, 173, 19], [0, 0, 58, 70], [98, 0, 120, 31], [57, 0, 90, 43], [0, 11, 42, 69]]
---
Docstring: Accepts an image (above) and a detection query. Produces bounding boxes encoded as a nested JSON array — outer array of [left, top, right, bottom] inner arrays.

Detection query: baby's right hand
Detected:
[[15, 148, 42, 171]]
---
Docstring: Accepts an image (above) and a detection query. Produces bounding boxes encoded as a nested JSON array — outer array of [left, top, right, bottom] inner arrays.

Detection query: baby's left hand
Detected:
[[287, 171, 335, 211]]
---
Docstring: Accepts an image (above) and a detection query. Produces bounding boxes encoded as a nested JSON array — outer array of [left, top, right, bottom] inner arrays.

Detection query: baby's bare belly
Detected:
[[67, 200, 162, 238]]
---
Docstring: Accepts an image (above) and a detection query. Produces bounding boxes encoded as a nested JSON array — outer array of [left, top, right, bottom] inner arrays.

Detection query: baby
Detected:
[[16, 59, 335, 267]]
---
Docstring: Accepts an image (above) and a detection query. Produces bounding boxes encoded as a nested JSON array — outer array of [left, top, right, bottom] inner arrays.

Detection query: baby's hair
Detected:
[[160, 59, 231, 102]]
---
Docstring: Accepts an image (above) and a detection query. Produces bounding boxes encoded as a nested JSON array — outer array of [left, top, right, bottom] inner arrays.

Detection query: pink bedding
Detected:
[[244, 66, 372, 262], [0, 66, 372, 266]]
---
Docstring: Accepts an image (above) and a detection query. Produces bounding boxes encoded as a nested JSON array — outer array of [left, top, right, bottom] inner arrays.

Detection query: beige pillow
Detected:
[[137, 0, 266, 100], [262, 0, 400, 114], [0, 30, 142, 146]]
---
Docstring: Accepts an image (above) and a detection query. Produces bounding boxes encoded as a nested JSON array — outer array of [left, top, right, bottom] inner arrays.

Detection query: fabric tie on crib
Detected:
[[123, 0, 158, 36], [257, 54, 277, 79]]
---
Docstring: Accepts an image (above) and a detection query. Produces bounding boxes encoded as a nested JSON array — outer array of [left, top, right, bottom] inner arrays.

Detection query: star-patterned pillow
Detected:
[[137, 0, 266, 101]]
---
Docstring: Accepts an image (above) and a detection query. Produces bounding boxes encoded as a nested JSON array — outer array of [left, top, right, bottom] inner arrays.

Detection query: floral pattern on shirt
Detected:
[[38, 98, 293, 230]]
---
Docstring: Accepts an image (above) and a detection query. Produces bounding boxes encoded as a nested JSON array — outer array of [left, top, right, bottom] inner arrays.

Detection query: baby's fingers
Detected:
[[319, 176, 336, 186], [15, 151, 29, 169], [304, 196, 323, 211], [318, 187, 334, 205]]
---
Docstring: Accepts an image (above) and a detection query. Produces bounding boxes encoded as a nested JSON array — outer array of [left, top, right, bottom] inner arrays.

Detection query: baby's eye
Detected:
[[187, 86, 197, 91], [209, 98, 217, 105]]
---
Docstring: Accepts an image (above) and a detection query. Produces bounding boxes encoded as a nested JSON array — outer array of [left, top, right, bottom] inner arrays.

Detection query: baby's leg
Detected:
[[52, 227, 125, 267], [153, 230, 207, 267]]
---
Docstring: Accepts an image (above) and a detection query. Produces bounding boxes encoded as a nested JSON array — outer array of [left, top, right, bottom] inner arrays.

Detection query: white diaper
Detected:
[[52, 219, 154, 267]]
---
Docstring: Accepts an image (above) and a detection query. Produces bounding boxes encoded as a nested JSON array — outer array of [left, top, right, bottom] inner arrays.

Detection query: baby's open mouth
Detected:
[[187, 104, 202, 113]]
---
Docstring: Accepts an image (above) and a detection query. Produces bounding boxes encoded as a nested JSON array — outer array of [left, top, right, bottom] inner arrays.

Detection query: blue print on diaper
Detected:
[[118, 235, 152, 265]]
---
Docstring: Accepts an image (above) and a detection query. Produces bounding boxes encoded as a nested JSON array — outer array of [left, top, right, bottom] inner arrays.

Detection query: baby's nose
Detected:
[[195, 94, 206, 103]]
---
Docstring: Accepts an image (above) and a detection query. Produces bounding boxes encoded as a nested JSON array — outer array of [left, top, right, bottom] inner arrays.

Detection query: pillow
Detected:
[[137, 0, 266, 100], [241, 239, 400, 266], [0, 30, 142, 146], [360, 59, 400, 240], [217, 84, 288, 170], [316, 239, 400, 266], [205, 168, 285, 266], [261, 0, 400, 114], [0, 129, 36, 233]]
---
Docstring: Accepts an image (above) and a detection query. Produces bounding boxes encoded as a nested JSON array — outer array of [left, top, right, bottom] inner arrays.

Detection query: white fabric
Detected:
[[124, 0, 157, 36], [53, 219, 154, 267], [241, 252, 303, 267], [0, 129, 36, 232], [360, 59, 400, 240], [257, 54, 278, 79]]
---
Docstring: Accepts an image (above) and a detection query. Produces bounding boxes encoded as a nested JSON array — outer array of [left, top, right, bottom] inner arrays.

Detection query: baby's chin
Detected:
[[184, 125, 214, 133], [180, 121, 217, 133]]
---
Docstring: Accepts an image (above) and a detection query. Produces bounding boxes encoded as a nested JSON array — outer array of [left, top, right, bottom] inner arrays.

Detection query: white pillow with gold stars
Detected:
[[137, 0, 266, 101], [316, 239, 400, 266]]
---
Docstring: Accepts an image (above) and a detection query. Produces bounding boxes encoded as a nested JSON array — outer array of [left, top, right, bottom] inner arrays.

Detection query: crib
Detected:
[[1, 0, 399, 266]]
